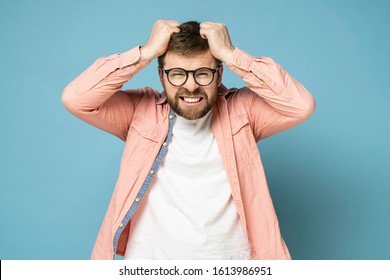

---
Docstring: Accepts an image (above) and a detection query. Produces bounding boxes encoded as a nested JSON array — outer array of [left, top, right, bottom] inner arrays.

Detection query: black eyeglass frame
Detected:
[[159, 65, 221, 87]]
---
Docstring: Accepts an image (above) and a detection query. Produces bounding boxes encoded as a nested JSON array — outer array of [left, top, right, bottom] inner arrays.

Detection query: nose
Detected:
[[182, 73, 199, 92]]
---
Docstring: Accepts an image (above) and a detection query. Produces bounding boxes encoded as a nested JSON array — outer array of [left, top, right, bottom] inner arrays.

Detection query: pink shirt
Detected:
[[62, 46, 315, 260]]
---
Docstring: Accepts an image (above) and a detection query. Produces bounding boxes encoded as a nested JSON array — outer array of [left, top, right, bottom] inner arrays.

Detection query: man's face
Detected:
[[159, 50, 223, 120]]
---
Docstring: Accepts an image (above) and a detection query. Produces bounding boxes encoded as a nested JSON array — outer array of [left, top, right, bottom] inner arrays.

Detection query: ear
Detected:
[[217, 65, 224, 86], [158, 66, 164, 86]]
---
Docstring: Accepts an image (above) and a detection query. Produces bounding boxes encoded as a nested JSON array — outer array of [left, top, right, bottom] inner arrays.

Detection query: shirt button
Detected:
[[135, 197, 140, 202], [258, 80, 266, 87], [130, 58, 134, 62], [149, 169, 155, 175], [169, 115, 174, 119], [236, 60, 241, 66], [135, 63, 140, 68], [142, 131, 148, 136], [162, 142, 167, 147], [230, 66, 236, 71], [119, 223, 124, 228], [232, 128, 237, 134]]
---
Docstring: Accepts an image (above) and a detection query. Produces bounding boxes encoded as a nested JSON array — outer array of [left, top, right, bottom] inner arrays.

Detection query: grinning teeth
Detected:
[[183, 97, 201, 103]]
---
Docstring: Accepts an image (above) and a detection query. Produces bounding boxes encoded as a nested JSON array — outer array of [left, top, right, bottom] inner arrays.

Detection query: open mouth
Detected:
[[179, 96, 204, 103]]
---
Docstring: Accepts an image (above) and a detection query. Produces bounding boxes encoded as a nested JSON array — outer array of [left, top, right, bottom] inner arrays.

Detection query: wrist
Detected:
[[140, 46, 156, 61], [218, 47, 235, 63]]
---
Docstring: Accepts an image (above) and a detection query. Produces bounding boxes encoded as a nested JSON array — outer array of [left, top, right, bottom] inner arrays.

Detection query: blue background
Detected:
[[0, 0, 389, 260]]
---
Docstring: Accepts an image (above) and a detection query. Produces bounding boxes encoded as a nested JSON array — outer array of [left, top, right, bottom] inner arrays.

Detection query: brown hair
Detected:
[[158, 21, 221, 66]]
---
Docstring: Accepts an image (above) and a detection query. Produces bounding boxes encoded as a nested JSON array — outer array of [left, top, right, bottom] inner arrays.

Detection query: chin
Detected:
[[175, 107, 210, 120]]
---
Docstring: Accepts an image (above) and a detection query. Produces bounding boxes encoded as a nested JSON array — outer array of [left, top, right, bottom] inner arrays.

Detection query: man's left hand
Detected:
[[200, 22, 235, 63]]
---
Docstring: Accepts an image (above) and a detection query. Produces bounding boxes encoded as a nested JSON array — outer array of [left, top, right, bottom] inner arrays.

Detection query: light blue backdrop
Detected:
[[0, 0, 389, 260]]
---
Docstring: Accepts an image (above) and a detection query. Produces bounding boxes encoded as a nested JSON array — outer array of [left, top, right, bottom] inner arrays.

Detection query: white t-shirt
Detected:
[[124, 112, 251, 259]]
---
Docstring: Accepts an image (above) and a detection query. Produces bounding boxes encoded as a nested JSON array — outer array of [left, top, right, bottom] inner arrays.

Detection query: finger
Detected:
[[172, 26, 180, 33], [199, 24, 211, 39], [166, 20, 180, 25], [200, 21, 216, 27], [167, 20, 180, 33], [199, 29, 207, 39], [156, 19, 179, 26]]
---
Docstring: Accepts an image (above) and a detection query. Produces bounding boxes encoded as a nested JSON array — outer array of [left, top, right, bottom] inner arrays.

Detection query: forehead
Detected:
[[164, 51, 217, 70]]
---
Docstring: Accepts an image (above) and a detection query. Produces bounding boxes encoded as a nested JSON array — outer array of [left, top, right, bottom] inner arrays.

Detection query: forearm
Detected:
[[62, 46, 149, 113], [226, 48, 315, 139], [61, 46, 150, 140]]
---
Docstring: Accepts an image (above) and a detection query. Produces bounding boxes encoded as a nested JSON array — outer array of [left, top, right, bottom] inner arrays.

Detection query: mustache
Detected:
[[176, 88, 207, 97]]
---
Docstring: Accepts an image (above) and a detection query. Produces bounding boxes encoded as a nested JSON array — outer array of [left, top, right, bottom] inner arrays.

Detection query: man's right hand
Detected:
[[141, 20, 180, 61]]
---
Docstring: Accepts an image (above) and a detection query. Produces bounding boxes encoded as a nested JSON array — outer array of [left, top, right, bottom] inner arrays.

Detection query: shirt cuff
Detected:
[[119, 46, 151, 69], [225, 48, 277, 89], [225, 48, 255, 74]]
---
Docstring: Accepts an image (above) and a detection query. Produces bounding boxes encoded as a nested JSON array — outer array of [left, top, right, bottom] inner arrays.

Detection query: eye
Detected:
[[195, 69, 211, 78], [169, 70, 186, 78], [172, 73, 185, 77]]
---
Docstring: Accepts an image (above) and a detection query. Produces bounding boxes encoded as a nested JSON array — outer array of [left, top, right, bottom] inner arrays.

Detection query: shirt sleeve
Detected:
[[62, 46, 151, 141], [225, 48, 316, 141]]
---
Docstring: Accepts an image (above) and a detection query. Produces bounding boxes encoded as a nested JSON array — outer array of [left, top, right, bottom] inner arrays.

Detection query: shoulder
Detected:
[[223, 86, 257, 106]]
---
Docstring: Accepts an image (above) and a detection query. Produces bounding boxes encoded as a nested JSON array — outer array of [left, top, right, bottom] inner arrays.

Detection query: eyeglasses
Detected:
[[160, 65, 221, 87]]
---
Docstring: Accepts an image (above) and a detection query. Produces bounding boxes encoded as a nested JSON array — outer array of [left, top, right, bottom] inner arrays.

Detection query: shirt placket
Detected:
[[215, 96, 249, 244], [112, 109, 175, 259]]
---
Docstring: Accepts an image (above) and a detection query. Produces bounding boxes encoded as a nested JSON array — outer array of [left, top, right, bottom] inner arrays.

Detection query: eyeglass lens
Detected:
[[167, 68, 216, 86]]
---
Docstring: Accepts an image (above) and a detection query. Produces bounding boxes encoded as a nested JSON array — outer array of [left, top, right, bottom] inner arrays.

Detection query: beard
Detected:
[[166, 87, 218, 120]]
